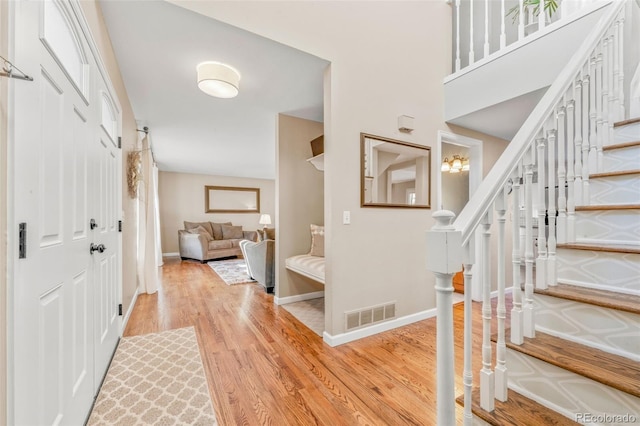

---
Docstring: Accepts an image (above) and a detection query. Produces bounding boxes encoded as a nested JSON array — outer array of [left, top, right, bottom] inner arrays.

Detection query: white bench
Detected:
[[285, 254, 325, 284]]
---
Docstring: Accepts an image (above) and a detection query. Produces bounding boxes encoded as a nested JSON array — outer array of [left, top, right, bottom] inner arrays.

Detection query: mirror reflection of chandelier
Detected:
[[441, 154, 469, 173]]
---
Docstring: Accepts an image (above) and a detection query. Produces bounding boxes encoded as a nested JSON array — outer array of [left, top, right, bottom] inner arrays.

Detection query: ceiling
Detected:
[[99, 0, 329, 180]]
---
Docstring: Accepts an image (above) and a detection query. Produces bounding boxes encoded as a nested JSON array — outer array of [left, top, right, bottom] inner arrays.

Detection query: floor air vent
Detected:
[[345, 302, 396, 331]]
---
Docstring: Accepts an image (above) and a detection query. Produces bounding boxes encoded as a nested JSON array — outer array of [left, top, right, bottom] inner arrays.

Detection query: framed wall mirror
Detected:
[[361, 133, 431, 208], [205, 185, 260, 213]]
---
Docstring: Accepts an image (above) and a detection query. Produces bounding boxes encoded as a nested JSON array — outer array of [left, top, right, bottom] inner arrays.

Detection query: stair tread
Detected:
[[535, 284, 640, 315], [614, 117, 640, 127], [557, 242, 640, 254], [590, 169, 640, 178], [455, 387, 578, 426], [603, 140, 640, 151], [503, 331, 640, 398], [576, 203, 640, 211]]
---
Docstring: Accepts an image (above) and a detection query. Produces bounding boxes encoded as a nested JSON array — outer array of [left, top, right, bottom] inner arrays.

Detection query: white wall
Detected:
[[158, 171, 275, 253]]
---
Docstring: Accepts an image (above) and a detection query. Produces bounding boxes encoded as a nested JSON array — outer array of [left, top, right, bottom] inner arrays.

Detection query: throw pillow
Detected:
[[257, 228, 276, 241], [265, 228, 276, 240], [210, 222, 232, 240], [184, 221, 214, 238], [309, 224, 324, 257], [187, 225, 213, 241], [221, 224, 244, 240]]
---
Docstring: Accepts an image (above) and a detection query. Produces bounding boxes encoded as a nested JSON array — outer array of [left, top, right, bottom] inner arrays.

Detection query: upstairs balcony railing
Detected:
[[431, 0, 626, 424], [452, 0, 608, 74]]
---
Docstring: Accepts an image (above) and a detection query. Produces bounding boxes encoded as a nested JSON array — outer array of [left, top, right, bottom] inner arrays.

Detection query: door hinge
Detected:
[[18, 222, 27, 259], [118, 304, 123, 316], [118, 220, 122, 232], [117, 136, 122, 149]]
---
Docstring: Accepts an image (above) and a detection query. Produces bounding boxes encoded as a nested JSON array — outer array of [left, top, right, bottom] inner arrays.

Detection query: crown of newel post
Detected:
[[427, 210, 462, 274], [426, 210, 462, 426]]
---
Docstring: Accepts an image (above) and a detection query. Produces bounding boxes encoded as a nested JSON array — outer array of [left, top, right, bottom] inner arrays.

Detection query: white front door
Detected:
[[92, 81, 121, 390], [11, 1, 121, 424]]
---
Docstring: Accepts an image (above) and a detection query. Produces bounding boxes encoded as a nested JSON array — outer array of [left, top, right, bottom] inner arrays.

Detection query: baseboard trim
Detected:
[[163, 252, 180, 257], [121, 288, 139, 333], [322, 307, 437, 347], [274, 291, 324, 305]]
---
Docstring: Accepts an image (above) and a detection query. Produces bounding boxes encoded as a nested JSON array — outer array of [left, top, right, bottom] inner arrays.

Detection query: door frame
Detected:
[[436, 130, 484, 301], [0, 0, 9, 423]]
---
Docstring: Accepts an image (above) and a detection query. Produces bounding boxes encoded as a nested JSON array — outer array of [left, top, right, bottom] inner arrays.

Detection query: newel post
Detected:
[[426, 210, 462, 426]]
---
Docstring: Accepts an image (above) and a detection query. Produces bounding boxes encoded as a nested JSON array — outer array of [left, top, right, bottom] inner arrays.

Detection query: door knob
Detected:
[[90, 243, 106, 254]]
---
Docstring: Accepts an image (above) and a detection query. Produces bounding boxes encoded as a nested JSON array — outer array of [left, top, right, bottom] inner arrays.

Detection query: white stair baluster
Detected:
[[601, 36, 609, 169], [500, 0, 506, 48], [524, 144, 536, 338], [484, 0, 490, 58], [536, 134, 548, 290], [480, 210, 495, 411], [510, 165, 524, 345], [547, 129, 558, 287], [617, 15, 625, 120], [455, 0, 461, 72], [611, 26, 620, 121], [574, 76, 583, 207], [539, 0, 546, 31], [518, 0, 525, 40], [463, 240, 475, 426], [557, 105, 567, 244], [584, 66, 592, 204], [588, 52, 597, 183], [469, 0, 475, 65], [567, 97, 576, 242], [495, 188, 508, 402], [595, 44, 603, 172], [607, 30, 615, 149]]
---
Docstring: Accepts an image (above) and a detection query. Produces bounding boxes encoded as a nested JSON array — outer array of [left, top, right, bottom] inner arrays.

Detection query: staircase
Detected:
[[427, 1, 640, 424], [478, 118, 640, 425]]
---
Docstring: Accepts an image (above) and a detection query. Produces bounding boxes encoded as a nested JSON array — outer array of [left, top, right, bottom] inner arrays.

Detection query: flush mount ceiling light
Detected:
[[197, 61, 240, 98]]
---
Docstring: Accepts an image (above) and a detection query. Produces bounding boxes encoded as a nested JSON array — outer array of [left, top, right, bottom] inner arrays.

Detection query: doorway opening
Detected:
[[436, 131, 483, 300]]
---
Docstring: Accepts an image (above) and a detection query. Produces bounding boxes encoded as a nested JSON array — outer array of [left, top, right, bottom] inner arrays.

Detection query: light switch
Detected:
[[343, 210, 351, 225]]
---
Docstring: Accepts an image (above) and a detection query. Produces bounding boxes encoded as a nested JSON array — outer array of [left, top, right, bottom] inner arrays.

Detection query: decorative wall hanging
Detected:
[[127, 150, 143, 199]]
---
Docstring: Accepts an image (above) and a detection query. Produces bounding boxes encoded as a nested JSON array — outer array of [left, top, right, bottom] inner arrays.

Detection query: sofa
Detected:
[[179, 221, 257, 263]]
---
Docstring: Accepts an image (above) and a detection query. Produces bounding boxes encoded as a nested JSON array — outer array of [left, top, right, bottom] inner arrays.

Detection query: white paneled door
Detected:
[[12, 1, 121, 424]]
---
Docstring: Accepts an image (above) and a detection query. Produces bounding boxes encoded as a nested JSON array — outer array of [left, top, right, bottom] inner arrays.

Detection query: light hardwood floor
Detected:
[[124, 256, 502, 425]]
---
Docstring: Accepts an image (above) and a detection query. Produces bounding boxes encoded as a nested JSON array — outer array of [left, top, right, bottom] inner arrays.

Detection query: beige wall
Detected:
[[172, 1, 463, 336], [159, 171, 275, 254], [276, 114, 324, 299], [80, 1, 139, 317]]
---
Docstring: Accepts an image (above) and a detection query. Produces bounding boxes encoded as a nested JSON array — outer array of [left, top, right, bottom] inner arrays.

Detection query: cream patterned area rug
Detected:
[[208, 259, 256, 285], [87, 327, 217, 425], [281, 297, 325, 336]]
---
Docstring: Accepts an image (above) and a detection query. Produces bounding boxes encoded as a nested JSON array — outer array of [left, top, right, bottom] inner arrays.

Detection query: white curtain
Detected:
[[136, 132, 160, 294]]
